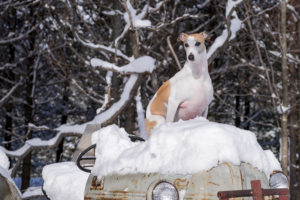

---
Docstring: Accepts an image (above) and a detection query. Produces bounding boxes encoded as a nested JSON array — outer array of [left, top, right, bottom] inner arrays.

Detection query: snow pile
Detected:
[[0, 149, 9, 170], [42, 162, 89, 200], [92, 117, 281, 179]]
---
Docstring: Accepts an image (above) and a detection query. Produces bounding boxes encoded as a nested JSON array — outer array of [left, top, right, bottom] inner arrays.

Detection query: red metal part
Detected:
[[251, 180, 263, 200], [217, 180, 289, 200]]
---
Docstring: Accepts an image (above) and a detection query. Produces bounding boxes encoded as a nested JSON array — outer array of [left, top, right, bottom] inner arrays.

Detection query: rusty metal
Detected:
[[91, 176, 104, 190], [217, 180, 289, 200], [84, 163, 270, 199]]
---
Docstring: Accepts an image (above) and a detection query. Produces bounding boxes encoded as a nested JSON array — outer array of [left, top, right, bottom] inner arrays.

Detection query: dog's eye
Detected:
[[195, 42, 201, 46], [184, 43, 189, 47]]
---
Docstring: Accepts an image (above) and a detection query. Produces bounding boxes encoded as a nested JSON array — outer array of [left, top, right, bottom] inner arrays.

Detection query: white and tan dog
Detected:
[[145, 32, 213, 136]]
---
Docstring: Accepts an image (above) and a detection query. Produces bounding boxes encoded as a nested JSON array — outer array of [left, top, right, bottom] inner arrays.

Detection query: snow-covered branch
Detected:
[[90, 56, 156, 75], [0, 130, 81, 176], [207, 0, 244, 64], [155, 13, 207, 30], [75, 32, 131, 61], [56, 74, 142, 134], [0, 24, 39, 45], [269, 50, 300, 64]]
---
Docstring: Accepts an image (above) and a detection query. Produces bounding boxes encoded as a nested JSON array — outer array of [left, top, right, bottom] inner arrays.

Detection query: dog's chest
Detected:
[[172, 77, 212, 100], [171, 76, 213, 121]]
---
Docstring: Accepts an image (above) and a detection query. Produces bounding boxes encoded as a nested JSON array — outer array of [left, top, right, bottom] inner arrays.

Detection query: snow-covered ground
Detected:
[[42, 117, 282, 200], [92, 117, 281, 179]]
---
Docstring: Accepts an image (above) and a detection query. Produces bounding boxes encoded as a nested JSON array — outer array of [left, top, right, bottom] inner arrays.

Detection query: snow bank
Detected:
[[91, 117, 281, 179], [0, 148, 9, 170], [42, 162, 89, 200]]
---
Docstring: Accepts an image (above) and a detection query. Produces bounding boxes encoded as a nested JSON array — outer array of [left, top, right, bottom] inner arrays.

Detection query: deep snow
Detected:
[[91, 117, 281, 179]]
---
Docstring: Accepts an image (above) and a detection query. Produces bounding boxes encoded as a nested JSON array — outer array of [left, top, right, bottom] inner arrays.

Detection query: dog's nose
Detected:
[[188, 54, 194, 61]]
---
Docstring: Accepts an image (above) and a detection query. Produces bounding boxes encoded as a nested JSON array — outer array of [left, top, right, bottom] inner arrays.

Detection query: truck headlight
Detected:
[[269, 172, 289, 189], [152, 182, 178, 200]]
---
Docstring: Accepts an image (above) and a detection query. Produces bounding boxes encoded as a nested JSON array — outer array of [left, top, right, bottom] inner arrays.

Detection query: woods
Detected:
[[0, 0, 299, 198]]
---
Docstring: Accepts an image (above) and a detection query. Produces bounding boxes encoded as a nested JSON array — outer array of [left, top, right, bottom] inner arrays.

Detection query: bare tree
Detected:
[[280, 0, 288, 175]]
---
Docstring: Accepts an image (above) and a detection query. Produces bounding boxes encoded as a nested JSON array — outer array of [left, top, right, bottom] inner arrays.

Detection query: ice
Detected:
[[91, 117, 281, 179]]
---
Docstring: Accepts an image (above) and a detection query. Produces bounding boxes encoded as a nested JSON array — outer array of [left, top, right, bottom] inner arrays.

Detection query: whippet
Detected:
[[145, 32, 213, 136]]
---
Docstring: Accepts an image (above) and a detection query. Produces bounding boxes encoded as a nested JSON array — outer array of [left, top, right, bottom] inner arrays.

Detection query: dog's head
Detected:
[[178, 32, 209, 62]]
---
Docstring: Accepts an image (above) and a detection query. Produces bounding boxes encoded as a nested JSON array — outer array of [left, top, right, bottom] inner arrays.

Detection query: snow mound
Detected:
[[0, 149, 9, 170], [42, 162, 89, 200], [92, 117, 281, 179]]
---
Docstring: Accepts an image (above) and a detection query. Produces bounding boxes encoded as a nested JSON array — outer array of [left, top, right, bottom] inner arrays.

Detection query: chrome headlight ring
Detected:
[[151, 181, 179, 200]]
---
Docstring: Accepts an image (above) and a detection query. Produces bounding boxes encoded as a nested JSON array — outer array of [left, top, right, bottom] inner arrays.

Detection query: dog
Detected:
[[145, 32, 213, 137]]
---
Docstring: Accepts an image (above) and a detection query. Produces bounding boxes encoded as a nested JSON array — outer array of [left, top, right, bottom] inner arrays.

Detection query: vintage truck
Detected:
[[74, 124, 289, 200]]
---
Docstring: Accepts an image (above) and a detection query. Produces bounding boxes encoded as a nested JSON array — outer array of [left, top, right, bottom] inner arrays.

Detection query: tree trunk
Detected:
[[235, 93, 241, 127], [21, 5, 37, 189], [289, 63, 297, 199], [288, 0, 298, 197], [56, 82, 69, 162], [280, 0, 288, 175], [244, 96, 250, 130], [296, 3, 300, 197]]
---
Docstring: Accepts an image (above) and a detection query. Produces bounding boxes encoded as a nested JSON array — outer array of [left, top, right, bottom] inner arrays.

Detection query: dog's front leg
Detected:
[[202, 106, 208, 118], [166, 98, 179, 122]]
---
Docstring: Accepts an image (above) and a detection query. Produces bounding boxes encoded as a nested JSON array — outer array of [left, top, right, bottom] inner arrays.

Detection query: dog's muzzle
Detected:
[[188, 54, 194, 61]]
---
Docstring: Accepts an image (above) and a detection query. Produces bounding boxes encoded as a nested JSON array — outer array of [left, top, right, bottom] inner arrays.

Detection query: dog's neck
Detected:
[[186, 49, 208, 79]]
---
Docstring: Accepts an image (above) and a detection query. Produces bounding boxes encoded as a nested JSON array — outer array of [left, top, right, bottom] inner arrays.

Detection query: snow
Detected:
[[1, 73, 140, 158], [226, 0, 243, 17], [91, 117, 281, 180], [277, 104, 290, 114], [75, 32, 131, 61], [22, 187, 43, 199], [91, 56, 156, 74], [269, 50, 300, 63], [42, 162, 89, 200], [207, 0, 244, 59], [207, 29, 228, 59], [135, 87, 147, 140], [124, 0, 151, 28], [0, 148, 9, 170], [229, 11, 242, 41]]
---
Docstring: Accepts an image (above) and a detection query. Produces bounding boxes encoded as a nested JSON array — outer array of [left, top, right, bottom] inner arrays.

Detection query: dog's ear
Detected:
[[178, 33, 188, 42], [200, 31, 211, 41]]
